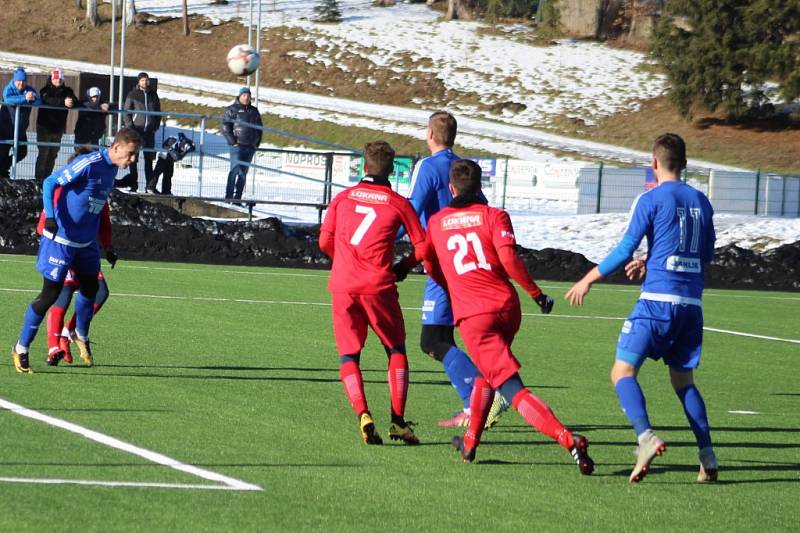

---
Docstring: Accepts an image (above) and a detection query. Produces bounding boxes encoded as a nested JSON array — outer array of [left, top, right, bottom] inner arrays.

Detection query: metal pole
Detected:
[[247, 0, 253, 87], [255, 0, 262, 107], [501, 157, 509, 209], [197, 117, 206, 196], [595, 161, 604, 214], [117, 0, 128, 132], [11, 106, 20, 180], [109, 0, 117, 139], [753, 169, 761, 216]]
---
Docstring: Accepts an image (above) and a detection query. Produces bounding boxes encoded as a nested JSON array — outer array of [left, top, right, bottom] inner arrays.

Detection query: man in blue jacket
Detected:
[[0, 68, 41, 179], [222, 87, 262, 200]]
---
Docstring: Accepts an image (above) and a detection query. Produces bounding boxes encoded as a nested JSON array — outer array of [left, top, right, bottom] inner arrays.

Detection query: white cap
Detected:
[[87, 87, 101, 98]]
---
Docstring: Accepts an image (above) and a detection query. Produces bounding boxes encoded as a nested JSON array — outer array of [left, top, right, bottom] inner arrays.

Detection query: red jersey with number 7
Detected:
[[426, 203, 519, 321], [320, 181, 427, 294]]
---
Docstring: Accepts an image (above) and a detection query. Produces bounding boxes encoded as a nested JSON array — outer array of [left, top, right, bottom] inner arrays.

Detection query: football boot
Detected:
[[359, 412, 383, 445], [630, 429, 666, 483]]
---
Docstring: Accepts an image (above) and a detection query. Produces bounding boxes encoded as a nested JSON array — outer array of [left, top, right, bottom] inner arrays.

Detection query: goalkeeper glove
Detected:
[[392, 261, 409, 282], [105, 248, 118, 269], [44, 217, 58, 237], [534, 293, 554, 314]]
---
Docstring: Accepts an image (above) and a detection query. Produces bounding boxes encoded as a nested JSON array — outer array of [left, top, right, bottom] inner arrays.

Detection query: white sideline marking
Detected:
[[1, 287, 798, 344], [0, 398, 262, 492], [0, 478, 256, 491], [728, 410, 761, 415]]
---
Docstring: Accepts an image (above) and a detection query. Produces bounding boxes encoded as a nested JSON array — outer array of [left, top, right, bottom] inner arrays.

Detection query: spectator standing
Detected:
[[0, 68, 41, 179], [221, 87, 262, 200], [146, 132, 195, 195], [74, 87, 114, 147], [35, 69, 77, 181], [120, 72, 161, 192]]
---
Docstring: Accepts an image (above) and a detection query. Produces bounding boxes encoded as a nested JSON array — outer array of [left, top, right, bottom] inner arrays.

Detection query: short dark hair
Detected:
[[113, 127, 143, 148], [429, 111, 457, 147], [449, 159, 482, 196], [653, 133, 686, 174], [363, 141, 395, 179]]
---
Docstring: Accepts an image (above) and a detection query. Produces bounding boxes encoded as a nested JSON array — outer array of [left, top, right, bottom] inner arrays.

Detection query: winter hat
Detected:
[[51, 68, 64, 81], [137, 72, 149, 80], [239, 86, 251, 96], [87, 87, 101, 98], [12, 68, 26, 82]]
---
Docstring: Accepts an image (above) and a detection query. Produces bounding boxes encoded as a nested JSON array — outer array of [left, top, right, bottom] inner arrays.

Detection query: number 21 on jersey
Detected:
[[448, 232, 491, 274]]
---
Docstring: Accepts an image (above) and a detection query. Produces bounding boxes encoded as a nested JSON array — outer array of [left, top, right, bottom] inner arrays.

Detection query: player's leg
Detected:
[[65, 272, 109, 361], [70, 246, 102, 366], [667, 304, 717, 482], [14, 277, 65, 373], [45, 277, 77, 366], [331, 292, 381, 444], [420, 279, 478, 423], [451, 374, 494, 461], [614, 300, 670, 482]]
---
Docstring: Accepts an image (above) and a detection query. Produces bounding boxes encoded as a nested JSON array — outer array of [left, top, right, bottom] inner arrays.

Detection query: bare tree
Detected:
[[182, 0, 190, 35], [446, 0, 459, 20], [86, 0, 99, 26]]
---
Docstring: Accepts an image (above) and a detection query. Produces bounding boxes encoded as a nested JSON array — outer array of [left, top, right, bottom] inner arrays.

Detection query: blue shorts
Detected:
[[36, 237, 101, 283], [421, 278, 454, 326], [616, 299, 704, 371]]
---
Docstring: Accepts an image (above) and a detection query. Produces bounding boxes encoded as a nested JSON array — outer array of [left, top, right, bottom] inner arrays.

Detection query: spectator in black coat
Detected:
[[221, 87, 262, 200], [147, 132, 195, 195], [35, 69, 77, 181], [119, 72, 161, 192], [74, 87, 114, 147], [0, 67, 40, 179]]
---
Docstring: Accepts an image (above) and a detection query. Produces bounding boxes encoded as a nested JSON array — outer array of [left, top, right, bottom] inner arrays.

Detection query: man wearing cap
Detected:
[[221, 87, 262, 200], [120, 72, 161, 192], [75, 87, 114, 147], [0, 67, 41, 179], [35, 69, 77, 181]]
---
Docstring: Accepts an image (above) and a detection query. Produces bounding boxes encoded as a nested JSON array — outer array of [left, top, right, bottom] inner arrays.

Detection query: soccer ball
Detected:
[[226, 44, 260, 76]]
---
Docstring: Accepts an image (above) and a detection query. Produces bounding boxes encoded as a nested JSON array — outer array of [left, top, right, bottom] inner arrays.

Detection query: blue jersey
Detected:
[[604, 181, 715, 302], [42, 150, 118, 247], [408, 148, 460, 230]]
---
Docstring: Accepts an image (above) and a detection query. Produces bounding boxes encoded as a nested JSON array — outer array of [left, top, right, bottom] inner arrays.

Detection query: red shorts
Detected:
[[63, 268, 105, 289], [457, 306, 522, 389], [331, 289, 406, 355]]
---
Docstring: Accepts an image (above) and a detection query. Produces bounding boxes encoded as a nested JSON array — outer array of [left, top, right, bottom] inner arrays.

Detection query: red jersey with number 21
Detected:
[[426, 203, 519, 322], [322, 181, 426, 294]]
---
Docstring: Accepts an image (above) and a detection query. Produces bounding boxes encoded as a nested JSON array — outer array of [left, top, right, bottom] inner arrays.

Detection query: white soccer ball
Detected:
[[226, 44, 260, 76]]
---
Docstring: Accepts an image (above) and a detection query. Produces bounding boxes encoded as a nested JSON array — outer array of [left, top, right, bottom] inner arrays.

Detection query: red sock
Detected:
[[339, 361, 368, 416], [464, 377, 493, 450], [388, 354, 409, 418], [47, 306, 66, 352], [512, 389, 574, 450]]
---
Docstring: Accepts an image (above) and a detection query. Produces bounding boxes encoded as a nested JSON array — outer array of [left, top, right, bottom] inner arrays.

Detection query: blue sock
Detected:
[[74, 292, 95, 339], [615, 376, 651, 437], [18, 305, 44, 349], [441, 346, 478, 408], [676, 384, 712, 449]]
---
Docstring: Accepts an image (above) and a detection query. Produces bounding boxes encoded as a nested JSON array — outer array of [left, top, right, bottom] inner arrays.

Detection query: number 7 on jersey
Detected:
[[350, 205, 377, 245]]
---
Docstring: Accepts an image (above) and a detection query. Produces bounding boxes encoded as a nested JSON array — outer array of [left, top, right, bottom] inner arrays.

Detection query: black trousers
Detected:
[[148, 157, 174, 194]]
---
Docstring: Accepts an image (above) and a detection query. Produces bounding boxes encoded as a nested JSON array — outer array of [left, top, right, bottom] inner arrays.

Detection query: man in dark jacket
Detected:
[[119, 72, 161, 192], [0, 68, 41, 179], [222, 87, 262, 200], [35, 69, 77, 181], [74, 87, 114, 147]]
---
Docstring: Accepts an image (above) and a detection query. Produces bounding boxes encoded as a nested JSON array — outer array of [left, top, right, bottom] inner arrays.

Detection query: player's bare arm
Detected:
[[565, 266, 603, 306]]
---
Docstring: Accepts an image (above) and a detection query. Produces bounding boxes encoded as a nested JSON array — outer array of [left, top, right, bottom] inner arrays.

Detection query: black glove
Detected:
[[392, 261, 409, 282], [105, 248, 118, 269], [534, 293, 554, 314], [44, 217, 58, 237]]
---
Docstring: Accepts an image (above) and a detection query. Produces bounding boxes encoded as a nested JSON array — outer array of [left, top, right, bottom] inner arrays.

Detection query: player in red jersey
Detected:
[[423, 160, 594, 474], [319, 141, 428, 446], [39, 147, 117, 367]]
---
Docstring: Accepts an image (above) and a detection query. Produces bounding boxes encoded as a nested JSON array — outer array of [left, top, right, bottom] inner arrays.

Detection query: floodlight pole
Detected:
[[117, 0, 128, 131], [255, 0, 262, 107], [247, 0, 253, 87], [109, 0, 117, 139]]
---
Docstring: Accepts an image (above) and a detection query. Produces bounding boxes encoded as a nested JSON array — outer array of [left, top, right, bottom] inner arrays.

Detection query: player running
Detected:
[[319, 141, 427, 445], [11, 128, 141, 373], [423, 160, 593, 474], [398, 111, 508, 429], [566, 133, 718, 483]]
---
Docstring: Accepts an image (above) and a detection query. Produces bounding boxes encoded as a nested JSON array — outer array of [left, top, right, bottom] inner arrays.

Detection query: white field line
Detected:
[[1, 287, 798, 344], [0, 478, 257, 491], [0, 398, 262, 492]]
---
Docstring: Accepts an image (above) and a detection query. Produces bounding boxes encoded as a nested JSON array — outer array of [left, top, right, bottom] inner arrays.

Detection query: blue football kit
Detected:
[[599, 181, 715, 369], [37, 149, 118, 282]]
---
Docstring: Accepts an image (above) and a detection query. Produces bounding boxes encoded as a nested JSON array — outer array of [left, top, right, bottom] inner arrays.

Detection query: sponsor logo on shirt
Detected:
[[56, 168, 71, 185], [440, 211, 483, 231], [349, 189, 389, 204], [666, 255, 701, 273], [621, 320, 632, 334], [48, 256, 67, 266], [500, 230, 514, 240], [422, 300, 436, 312]]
